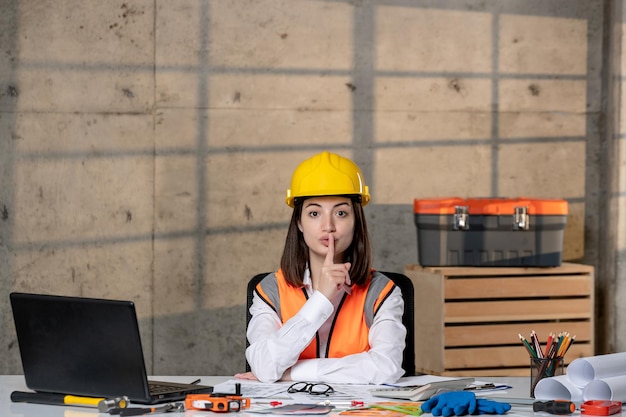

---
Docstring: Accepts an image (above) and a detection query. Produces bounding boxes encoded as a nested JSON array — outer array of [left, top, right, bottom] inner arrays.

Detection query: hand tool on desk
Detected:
[[185, 383, 251, 412], [10, 390, 129, 412], [185, 393, 250, 412], [533, 400, 576, 414], [109, 402, 184, 416], [580, 400, 622, 416]]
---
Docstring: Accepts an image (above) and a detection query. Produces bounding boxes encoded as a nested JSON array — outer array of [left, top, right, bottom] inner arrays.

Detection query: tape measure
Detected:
[[581, 401, 622, 416], [185, 383, 250, 413], [185, 393, 251, 413]]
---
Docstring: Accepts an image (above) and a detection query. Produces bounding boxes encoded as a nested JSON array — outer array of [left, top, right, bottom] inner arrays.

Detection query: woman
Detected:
[[236, 151, 406, 384]]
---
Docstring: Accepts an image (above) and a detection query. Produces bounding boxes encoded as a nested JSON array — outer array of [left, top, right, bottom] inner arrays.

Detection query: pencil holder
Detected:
[[530, 357, 564, 398]]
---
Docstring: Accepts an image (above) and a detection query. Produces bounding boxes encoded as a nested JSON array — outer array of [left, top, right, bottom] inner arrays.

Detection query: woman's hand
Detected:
[[234, 369, 292, 382], [234, 371, 258, 381], [318, 236, 351, 300]]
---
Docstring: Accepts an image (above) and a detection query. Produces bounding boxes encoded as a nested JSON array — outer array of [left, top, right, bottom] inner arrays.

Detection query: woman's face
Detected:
[[298, 196, 355, 263]]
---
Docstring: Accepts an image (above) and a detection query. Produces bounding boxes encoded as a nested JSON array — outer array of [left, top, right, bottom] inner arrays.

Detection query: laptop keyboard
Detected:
[[149, 382, 184, 394]]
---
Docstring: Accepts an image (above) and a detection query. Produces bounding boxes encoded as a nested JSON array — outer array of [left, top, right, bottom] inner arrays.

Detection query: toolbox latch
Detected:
[[513, 206, 529, 230], [454, 206, 469, 230]]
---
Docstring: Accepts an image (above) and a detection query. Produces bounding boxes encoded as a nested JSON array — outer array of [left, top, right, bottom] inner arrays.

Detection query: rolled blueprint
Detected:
[[567, 353, 626, 387], [534, 374, 583, 402], [583, 375, 626, 401]]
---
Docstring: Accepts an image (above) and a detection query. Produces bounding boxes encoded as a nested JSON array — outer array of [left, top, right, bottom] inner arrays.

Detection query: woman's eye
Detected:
[[336, 210, 347, 217], [308, 211, 319, 217]]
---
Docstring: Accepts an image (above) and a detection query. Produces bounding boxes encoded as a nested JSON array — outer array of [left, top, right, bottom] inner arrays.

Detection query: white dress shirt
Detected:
[[245, 269, 406, 384]]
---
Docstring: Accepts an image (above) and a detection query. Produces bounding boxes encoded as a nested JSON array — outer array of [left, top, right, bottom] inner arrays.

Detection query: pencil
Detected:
[[544, 333, 553, 358], [531, 330, 543, 358], [562, 335, 576, 357], [557, 333, 570, 358], [519, 333, 537, 357], [546, 339, 559, 359]]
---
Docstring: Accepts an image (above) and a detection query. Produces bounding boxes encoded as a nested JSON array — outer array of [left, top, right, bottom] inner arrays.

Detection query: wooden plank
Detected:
[[444, 298, 592, 323], [443, 343, 592, 369], [445, 321, 593, 347], [406, 262, 594, 278], [445, 275, 592, 299], [438, 368, 530, 377], [408, 268, 445, 374], [416, 366, 531, 377]]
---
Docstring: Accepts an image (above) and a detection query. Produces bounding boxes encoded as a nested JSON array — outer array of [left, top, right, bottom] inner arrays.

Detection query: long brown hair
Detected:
[[279, 196, 372, 287]]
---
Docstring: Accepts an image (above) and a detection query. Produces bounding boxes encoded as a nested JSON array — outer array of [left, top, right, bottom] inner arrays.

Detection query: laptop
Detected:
[[10, 292, 213, 404]]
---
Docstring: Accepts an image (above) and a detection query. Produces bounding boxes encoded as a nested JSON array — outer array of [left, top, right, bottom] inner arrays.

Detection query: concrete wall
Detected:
[[616, 1, 626, 352], [0, 0, 621, 376]]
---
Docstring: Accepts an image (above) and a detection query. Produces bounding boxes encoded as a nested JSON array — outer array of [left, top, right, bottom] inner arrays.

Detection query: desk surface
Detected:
[[0, 376, 531, 417]]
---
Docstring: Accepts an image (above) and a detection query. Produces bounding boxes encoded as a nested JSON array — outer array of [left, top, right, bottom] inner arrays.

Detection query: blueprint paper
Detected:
[[534, 353, 626, 402], [534, 374, 583, 402], [567, 353, 626, 387], [583, 375, 626, 401]]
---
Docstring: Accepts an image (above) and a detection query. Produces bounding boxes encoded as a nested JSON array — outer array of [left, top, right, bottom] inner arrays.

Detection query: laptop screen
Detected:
[[10, 292, 152, 401]]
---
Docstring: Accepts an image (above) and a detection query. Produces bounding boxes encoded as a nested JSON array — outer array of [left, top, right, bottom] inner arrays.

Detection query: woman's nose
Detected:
[[322, 217, 336, 232]]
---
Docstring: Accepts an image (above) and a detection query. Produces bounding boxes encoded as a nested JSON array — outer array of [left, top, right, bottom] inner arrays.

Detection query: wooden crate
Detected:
[[405, 263, 595, 377]]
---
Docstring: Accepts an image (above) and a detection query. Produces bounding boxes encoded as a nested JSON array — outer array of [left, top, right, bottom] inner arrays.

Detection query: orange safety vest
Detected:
[[254, 269, 396, 359]]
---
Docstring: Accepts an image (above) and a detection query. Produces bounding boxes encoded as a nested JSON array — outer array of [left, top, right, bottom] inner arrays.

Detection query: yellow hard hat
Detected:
[[286, 151, 371, 207]]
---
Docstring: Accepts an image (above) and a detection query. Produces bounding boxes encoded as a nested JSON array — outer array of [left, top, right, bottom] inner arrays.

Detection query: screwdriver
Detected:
[[533, 400, 576, 414]]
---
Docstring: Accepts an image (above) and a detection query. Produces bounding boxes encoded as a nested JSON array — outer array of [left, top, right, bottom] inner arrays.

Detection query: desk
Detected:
[[0, 376, 533, 417]]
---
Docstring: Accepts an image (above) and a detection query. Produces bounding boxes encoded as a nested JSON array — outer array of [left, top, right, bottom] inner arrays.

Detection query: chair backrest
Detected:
[[246, 273, 269, 372], [379, 271, 416, 376], [245, 271, 415, 376]]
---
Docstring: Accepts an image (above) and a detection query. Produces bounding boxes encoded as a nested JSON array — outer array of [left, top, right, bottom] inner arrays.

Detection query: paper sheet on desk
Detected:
[[213, 380, 379, 402], [389, 375, 472, 387], [213, 380, 292, 398], [381, 375, 514, 396]]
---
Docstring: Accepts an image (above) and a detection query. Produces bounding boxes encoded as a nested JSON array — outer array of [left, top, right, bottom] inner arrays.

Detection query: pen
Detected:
[[318, 400, 365, 407], [464, 384, 512, 391], [465, 383, 495, 390], [254, 401, 284, 406]]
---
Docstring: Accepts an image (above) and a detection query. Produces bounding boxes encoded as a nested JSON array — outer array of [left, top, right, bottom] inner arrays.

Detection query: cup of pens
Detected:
[[519, 331, 574, 398], [530, 356, 564, 398]]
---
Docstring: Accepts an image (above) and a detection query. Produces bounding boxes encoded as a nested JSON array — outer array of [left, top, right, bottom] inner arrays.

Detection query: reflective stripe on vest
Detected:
[[254, 270, 395, 359]]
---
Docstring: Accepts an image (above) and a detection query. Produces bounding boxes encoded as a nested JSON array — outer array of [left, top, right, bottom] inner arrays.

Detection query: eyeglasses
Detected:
[[287, 382, 334, 396]]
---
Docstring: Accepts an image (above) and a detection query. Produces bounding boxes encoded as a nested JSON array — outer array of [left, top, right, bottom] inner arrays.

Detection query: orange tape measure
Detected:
[[185, 383, 251, 413], [581, 401, 622, 416], [185, 393, 251, 412]]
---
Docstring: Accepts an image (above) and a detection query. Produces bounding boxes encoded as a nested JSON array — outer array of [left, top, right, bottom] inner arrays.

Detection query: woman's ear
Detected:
[[297, 220, 303, 233]]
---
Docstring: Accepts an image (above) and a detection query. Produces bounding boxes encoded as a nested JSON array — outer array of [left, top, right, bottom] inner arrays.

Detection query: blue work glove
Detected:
[[476, 399, 511, 414], [421, 391, 477, 417]]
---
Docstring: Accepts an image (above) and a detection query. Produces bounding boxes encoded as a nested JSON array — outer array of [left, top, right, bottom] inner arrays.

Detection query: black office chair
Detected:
[[245, 271, 415, 376], [245, 272, 269, 372], [380, 271, 416, 376]]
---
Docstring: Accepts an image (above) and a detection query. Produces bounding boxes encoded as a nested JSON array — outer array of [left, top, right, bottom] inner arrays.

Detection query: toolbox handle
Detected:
[[513, 206, 530, 230], [454, 206, 469, 230]]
